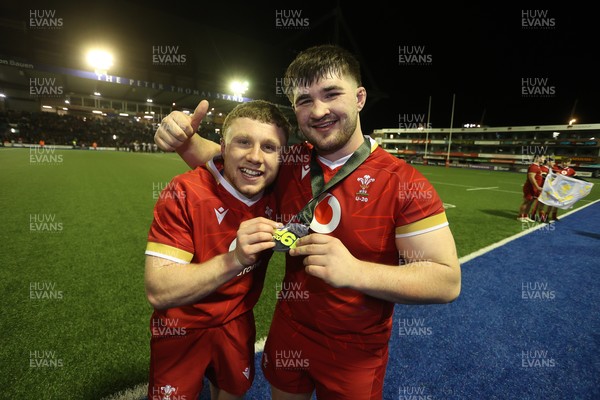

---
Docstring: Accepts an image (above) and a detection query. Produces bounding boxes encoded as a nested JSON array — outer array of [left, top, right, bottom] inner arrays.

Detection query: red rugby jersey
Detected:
[[274, 138, 448, 345], [145, 158, 275, 328]]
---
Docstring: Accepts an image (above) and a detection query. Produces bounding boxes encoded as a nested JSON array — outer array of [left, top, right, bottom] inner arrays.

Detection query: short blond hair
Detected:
[[222, 100, 291, 143]]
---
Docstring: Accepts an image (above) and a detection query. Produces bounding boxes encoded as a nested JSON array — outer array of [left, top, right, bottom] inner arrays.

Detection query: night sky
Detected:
[[2, 1, 597, 132]]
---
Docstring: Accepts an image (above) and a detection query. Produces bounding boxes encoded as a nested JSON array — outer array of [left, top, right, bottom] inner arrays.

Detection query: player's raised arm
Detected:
[[155, 99, 221, 169]]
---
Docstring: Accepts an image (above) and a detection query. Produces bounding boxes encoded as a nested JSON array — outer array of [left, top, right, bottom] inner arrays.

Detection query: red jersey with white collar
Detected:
[[145, 157, 275, 328], [273, 137, 448, 345]]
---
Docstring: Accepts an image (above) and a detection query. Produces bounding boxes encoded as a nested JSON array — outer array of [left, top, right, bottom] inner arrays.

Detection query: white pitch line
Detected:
[[100, 383, 147, 400], [459, 198, 600, 265], [465, 186, 499, 191], [255, 336, 267, 353], [430, 181, 474, 188], [430, 181, 522, 194], [490, 189, 522, 194]]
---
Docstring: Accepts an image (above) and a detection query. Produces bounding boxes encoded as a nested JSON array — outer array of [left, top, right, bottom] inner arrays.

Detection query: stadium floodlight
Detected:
[[0, 93, 6, 98], [86, 49, 113, 76], [568, 118, 576, 126], [229, 80, 249, 97]]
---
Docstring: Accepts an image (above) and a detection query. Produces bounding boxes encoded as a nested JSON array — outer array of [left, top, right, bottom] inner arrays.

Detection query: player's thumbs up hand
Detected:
[[154, 100, 209, 152], [189, 100, 209, 135]]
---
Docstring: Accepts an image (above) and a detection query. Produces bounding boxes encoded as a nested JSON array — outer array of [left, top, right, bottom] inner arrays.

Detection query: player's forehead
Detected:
[[292, 73, 356, 99], [224, 117, 286, 144]]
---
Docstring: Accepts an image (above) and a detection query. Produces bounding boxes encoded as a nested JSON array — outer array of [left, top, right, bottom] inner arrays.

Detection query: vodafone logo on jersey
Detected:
[[309, 193, 341, 234]]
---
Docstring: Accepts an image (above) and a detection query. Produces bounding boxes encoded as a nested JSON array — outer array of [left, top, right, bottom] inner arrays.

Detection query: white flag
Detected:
[[538, 172, 594, 209]]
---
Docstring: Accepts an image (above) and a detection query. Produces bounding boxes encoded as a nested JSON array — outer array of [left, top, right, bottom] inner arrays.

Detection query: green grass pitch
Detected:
[[1, 148, 598, 399]]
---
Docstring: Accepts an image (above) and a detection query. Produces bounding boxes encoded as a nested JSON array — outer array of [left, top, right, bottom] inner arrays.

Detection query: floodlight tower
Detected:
[[86, 49, 113, 110], [87, 49, 113, 78], [229, 80, 249, 98]]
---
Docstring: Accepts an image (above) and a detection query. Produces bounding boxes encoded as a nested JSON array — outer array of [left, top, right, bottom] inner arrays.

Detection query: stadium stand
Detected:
[[373, 124, 600, 178]]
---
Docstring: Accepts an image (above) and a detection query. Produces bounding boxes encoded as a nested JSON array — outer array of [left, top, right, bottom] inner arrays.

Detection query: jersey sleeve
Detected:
[[394, 166, 448, 238], [145, 177, 194, 264]]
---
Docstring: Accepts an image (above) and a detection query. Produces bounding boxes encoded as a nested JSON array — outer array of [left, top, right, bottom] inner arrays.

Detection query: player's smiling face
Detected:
[[221, 117, 285, 198], [292, 73, 366, 160]]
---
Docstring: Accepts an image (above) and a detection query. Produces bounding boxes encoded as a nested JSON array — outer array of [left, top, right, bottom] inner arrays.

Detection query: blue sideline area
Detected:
[[384, 201, 600, 400], [198, 201, 600, 400]]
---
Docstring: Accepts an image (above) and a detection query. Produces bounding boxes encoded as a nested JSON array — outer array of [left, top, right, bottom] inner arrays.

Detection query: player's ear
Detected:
[[220, 136, 225, 155], [356, 87, 366, 111]]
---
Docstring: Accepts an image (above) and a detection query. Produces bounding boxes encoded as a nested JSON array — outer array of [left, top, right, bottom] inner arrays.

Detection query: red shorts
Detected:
[[148, 311, 256, 399], [261, 307, 388, 399], [523, 183, 540, 201]]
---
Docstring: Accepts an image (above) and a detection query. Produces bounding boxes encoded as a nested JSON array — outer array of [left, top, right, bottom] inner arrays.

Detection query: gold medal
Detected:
[[273, 223, 309, 252]]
